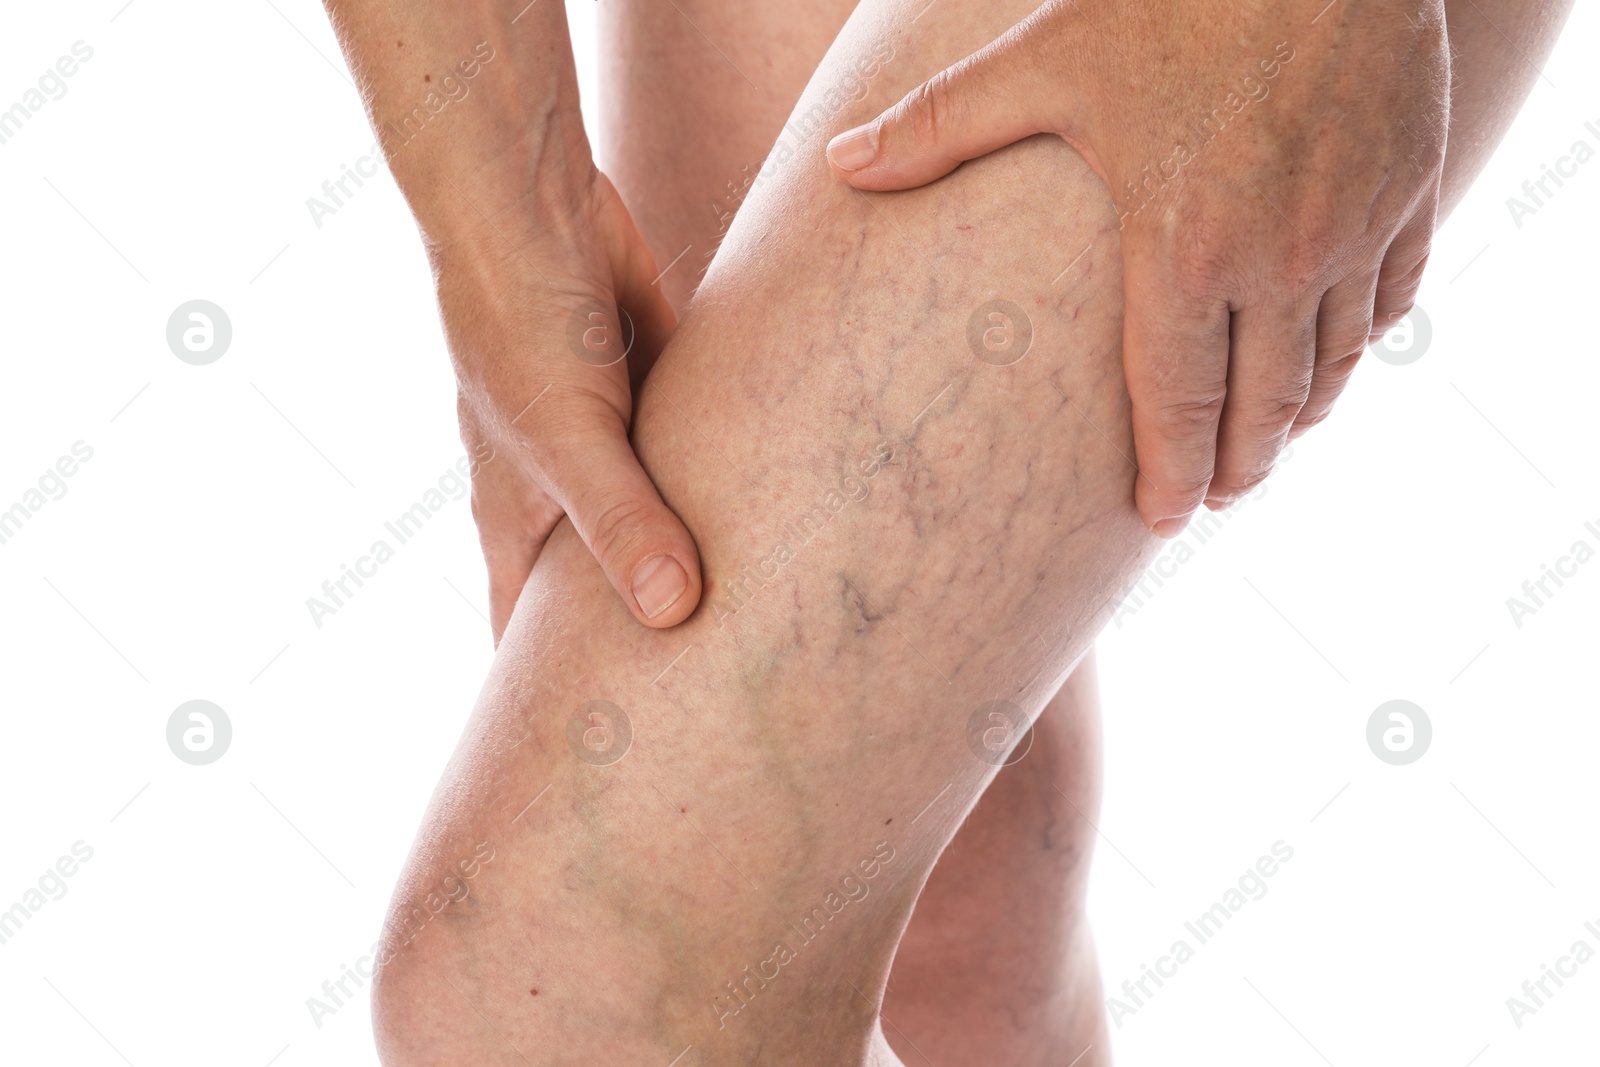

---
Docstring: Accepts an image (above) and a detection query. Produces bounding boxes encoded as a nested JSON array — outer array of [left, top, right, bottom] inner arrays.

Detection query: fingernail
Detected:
[[827, 124, 879, 172], [1151, 515, 1189, 538], [632, 555, 688, 619]]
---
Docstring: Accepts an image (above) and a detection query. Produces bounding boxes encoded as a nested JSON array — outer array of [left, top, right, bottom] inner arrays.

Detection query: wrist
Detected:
[[415, 134, 599, 255]]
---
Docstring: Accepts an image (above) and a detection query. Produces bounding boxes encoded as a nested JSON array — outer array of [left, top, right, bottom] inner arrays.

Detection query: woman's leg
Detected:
[[370, 0, 1158, 1063], [597, 4, 1107, 1062], [881, 657, 1107, 1066]]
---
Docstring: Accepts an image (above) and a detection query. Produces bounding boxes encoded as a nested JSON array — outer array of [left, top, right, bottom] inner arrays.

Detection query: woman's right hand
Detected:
[[432, 166, 700, 642], [322, 0, 701, 641]]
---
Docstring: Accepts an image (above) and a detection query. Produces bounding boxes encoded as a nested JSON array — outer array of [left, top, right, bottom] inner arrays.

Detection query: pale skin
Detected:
[[320, 0, 1572, 1062], [596, 3, 1107, 1060], [827, 0, 1573, 536]]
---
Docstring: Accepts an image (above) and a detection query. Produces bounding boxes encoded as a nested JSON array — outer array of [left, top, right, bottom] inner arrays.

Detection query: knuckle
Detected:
[[1371, 290, 1417, 329], [583, 493, 658, 569], [1291, 404, 1334, 436], [1226, 464, 1275, 498], [1247, 390, 1310, 434], [1159, 472, 1214, 503], [1378, 252, 1430, 306], [1316, 345, 1365, 382], [903, 73, 956, 149], [1150, 389, 1227, 440]]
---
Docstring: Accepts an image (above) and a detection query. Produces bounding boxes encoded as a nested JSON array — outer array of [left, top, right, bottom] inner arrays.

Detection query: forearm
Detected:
[[1439, 0, 1576, 217], [322, 0, 595, 252]]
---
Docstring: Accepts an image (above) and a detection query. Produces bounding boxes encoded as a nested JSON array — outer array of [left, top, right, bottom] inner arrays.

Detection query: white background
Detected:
[[0, 2, 1595, 1065]]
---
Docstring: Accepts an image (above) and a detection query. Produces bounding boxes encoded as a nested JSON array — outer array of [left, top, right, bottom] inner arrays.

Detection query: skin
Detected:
[[319, 0, 1573, 1062], [826, 0, 1573, 537], [596, 3, 1107, 1062], [367, 0, 1155, 1061], [331, 1, 1112, 1062], [326, 0, 700, 637]]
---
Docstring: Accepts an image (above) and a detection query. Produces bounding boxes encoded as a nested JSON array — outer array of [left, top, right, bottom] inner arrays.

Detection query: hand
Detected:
[[826, 0, 1449, 534], [436, 168, 700, 641]]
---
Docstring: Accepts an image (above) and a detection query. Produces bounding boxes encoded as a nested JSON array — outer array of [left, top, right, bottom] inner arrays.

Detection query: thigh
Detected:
[[599, 16, 1110, 1062], [374, 2, 1155, 1064]]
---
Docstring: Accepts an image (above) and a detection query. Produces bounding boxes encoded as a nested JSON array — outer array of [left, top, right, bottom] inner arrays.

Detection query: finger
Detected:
[[594, 172, 678, 385], [1123, 236, 1232, 537], [826, 26, 1067, 191], [1291, 268, 1379, 440], [474, 485, 556, 645], [541, 404, 704, 627], [1207, 298, 1317, 506], [1370, 207, 1436, 338]]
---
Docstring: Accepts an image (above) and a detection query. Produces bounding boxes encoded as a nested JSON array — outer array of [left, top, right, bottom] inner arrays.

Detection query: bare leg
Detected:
[[370, 0, 1157, 1062], [596, 0, 858, 315], [597, 4, 1106, 1062], [881, 658, 1107, 1066]]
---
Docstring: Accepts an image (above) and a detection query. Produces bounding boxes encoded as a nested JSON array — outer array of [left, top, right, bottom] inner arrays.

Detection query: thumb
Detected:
[[545, 410, 703, 628], [826, 30, 1060, 191]]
